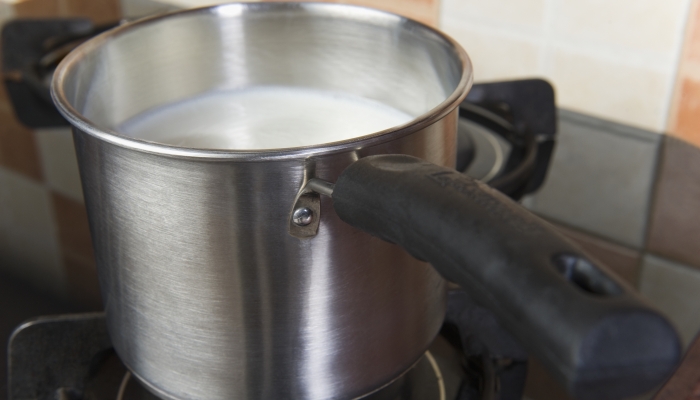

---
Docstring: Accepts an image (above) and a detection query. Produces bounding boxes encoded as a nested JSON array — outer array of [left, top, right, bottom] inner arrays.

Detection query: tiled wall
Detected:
[[521, 111, 700, 347], [518, 113, 700, 400], [441, 0, 692, 132], [522, 110, 661, 249], [438, 0, 700, 356], [436, 0, 700, 349]]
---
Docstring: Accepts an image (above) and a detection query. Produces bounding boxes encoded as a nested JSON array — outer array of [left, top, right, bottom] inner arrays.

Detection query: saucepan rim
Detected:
[[51, 1, 473, 161]]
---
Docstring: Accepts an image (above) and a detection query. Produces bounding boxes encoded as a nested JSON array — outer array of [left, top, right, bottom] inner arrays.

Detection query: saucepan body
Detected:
[[51, 3, 472, 400]]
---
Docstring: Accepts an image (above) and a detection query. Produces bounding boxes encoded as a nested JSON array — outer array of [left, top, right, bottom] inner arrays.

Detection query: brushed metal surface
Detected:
[[52, 3, 473, 400]]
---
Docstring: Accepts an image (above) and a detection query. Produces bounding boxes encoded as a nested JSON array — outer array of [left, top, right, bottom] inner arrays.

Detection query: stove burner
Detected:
[[460, 118, 512, 183], [110, 350, 446, 400]]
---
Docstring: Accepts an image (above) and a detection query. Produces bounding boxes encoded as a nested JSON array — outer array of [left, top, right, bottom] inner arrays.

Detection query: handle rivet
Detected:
[[293, 207, 313, 226]]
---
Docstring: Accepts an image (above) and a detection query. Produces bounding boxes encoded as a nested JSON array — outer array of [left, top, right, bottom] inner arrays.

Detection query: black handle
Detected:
[[332, 155, 681, 400]]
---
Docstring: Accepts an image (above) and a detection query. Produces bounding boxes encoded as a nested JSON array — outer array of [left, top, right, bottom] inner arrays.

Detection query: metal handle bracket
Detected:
[[288, 178, 335, 239]]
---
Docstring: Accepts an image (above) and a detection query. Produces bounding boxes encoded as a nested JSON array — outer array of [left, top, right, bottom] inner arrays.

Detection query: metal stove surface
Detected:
[[7, 316, 469, 400], [95, 336, 462, 400]]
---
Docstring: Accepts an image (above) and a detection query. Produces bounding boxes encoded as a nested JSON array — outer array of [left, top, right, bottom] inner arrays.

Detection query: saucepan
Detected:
[[51, 3, 680, 400]]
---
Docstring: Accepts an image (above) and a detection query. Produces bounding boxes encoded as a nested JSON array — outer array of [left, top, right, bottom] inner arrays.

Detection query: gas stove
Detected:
[[8, 291, 529, 400]]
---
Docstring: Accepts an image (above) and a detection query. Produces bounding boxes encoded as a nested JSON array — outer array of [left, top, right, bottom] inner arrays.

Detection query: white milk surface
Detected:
[[117, 86, 414, 150]]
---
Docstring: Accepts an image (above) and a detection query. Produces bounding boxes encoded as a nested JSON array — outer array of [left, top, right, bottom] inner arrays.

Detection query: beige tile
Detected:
[[440, 24, 540, 81], [647, 136, 700, 269], [352, 0, 439, 27], [639, 254, 700, 348], [0, 166, 65, 296], [550, 0, 689, 55], [120, 0, 178, 18], [35, 128, 83, 202], [549, 48, 670, 131], [440, 0, 546, 31], [0, 2, 16, 25]]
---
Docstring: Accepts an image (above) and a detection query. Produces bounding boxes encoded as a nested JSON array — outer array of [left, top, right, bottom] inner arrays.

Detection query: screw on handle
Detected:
[[288, 179, 335, 238], [292, 207, 314, 226], [331, 154, 682, 400]]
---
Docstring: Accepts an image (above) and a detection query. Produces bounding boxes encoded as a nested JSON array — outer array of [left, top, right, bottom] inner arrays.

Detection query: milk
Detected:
[[118, 86, 414, 150]]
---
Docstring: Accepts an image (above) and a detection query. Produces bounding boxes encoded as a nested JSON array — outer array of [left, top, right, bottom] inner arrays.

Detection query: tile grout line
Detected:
[[640, 133, 667, 259]]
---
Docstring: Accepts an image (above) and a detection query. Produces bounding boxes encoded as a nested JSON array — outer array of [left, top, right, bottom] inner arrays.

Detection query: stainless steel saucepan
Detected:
[[51, 3, 680, 400]]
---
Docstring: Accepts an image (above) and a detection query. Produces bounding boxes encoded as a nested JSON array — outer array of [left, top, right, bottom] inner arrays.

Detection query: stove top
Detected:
[[8, 291, 528, 400]]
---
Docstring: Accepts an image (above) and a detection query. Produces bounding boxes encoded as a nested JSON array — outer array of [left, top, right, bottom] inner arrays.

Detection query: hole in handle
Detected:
[[553, 254, 623, 296]]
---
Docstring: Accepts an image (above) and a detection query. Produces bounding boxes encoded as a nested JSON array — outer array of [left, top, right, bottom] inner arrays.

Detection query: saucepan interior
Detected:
[[52, 2, 470, 156]]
